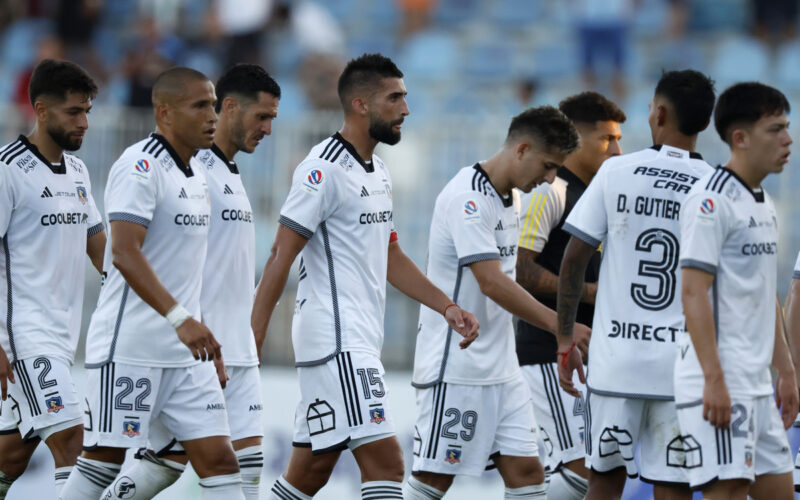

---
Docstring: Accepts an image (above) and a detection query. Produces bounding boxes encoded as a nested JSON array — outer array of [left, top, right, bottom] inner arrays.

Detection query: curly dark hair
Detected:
[[215, 64, 281, 113], [714, 82, 790, 145], [506, 106, 580, 155], [559, 91, 626, 126], [29, 59, 98, 107]]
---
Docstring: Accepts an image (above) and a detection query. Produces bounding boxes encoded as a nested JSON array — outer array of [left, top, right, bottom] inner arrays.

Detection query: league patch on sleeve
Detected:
[[302, 168, 325, 193], [131, 159, 151, 180], [696, 197, 716, 225], [463, 199, 481, 223]]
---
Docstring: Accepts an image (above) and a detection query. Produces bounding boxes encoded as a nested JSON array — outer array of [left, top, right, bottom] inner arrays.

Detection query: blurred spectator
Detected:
[[752, 0, 798, 45], [298, 53, 345, 111], [396, 0, 437, 43], [14, 36, 64, 118], [121, 16, 175, 107], [666, 0, 689, 39], [207, 0, 272, 69], [573, 0, 636, 99], [55, 0, 107, 82], [287, 1, 345, 56], [515, 78, 541, 108]]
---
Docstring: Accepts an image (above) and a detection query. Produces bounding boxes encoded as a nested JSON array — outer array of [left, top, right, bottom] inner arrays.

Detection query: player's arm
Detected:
[[110, 220, 221, 361], [86, 230, 106, 274], [0, 344, 13, 401], [784, 275, 800, 389], [517, 249, 597, 304], [386, 241, 478, 348], [682, 267, 730, 428], [555, 235, 596, 376], [251, 225, 308, 358], [774, 296, 798, 429]]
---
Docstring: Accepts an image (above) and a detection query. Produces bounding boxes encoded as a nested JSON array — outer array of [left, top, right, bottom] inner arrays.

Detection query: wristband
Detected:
[[556, 341, 576, 369], [166, 304, 192, 329], [443, 303, 459, 315]]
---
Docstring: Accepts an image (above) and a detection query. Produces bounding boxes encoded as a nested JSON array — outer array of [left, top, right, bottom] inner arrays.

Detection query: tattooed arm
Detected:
[[516, 247, 596, 304]]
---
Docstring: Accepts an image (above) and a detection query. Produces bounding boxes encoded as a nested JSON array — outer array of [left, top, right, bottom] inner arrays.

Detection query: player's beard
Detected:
[[368, 114, 402, 145], [47, 123, 82, 151], [229, 116, 251, 154]]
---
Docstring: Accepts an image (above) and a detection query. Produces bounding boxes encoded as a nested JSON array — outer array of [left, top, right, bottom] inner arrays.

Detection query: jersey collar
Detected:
[[333, 132, 374, 173], [718, 165, 765, 203], [650, 144, 704, 160], [18, 135, 66, 174], [473, 163, 513, 207], [557, 165, 586, 188], [210, 143, 239, 174], [150, 133, 194, 177]]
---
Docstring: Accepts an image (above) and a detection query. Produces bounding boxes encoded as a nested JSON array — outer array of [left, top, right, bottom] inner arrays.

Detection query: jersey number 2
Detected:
[[630, 228, 679, 311]]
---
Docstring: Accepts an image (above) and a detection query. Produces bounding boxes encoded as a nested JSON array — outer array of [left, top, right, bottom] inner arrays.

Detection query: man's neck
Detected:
[[480, 151, 512, 196], [27, 127, 62, 164], [563, 158, 593, 186], [339, 121, 378, 162], [726, 154, 766, 189], [654, 130, 697, 153], [155, 127, 194, 165], [212, 123, 238, 161]]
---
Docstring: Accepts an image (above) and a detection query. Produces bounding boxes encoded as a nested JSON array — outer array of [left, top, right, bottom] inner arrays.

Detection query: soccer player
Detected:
[[252, 53, 478, 500], [407, 106, 585, 500], [61, 67, 245, 500], [784, 252, 800, 494], [515, 92, 625, 500], [102, 64, 281, 500], [556, 70, 716, 500], [0, 59, 103, 498], [676, 82, 796, 499]]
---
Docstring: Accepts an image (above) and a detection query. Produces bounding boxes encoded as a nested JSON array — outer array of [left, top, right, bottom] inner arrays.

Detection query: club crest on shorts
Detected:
[[45, 396, 64, 413], [744, 450, 753, 467], [444, 448, 462, 464], [122, 420, 141, 437], [369, 405, 386, 424]]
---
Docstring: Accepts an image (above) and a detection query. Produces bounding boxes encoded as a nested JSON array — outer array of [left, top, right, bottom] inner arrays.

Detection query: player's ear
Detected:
[[222, 96, 238, 114], [351, 96, 369, 116], [515, 140, 531, 160], [33, 100, 48, 123], [731, 128, 749, 150], [655, 104, 668, 127], [154, 102, 171, 126]]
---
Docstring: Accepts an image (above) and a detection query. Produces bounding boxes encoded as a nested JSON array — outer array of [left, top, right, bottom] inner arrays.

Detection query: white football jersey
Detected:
[[196, 145, 257, 366], [675, 167, 778, 400], [564, 145, 713, 399], [0, 136, 103, 362], [278, 133, 397, 366], [794, 250, 800, 278], [412, 164, 521, 387], [85, 134, 210, 368]]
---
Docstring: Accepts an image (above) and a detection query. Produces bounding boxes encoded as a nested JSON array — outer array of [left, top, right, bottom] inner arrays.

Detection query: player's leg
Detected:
[[583, 392, 644, 500], [269, 445, 341, 499], [350, 435, 404, 498], [494, 455, 547, 498], [8, 357, 85, 496], [226, 365, 266, 499], [0, 430, 38, 498], [700, 479, 749, 500], [521, 363, 588, 500], [747, 395, 794, 500]]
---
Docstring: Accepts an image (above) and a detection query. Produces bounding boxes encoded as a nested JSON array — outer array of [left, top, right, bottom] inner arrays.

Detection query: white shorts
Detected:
[[676, 395, 793, 490], [82, 361, 230, 450], [292, 351, 395, 454], [2, 356, 82, 441], [521, 363, 585, 470], [585, 391, 687, 484], [412, 374, 539, 477], [146, 365, 264, 455]]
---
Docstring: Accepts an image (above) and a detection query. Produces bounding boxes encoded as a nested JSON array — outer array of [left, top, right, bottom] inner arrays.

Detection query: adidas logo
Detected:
[[40, 186, 53, 198], [223, 184, 234, 195], [495, 220, 504, 230], [749, 216, 757, 228], [178, 188, 188, 199], [360, 186, 370, 197]]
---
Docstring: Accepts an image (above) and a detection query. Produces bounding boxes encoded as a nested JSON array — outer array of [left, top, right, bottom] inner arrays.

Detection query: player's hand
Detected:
[[213, 355, 229, 389], [703, 374, 731, 428], [557, 340, 585, 398], [573, 323, 591, 357], [775, 369, 799, 430], [444, 305, 479, 349], [176, 318, 222, 361], [0, 347, 14, 401]]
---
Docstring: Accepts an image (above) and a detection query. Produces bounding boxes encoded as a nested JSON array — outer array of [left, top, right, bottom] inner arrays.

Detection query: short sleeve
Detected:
[[105, 155, 159, 227], [279, 162, 341, 238], [679, 191, 727, 274], [563, 168, 607, 248], [447, 193, 499, 265], [0, 167, 16, 237], [518, 184, 562, 252], [794, 251, 800, 279]]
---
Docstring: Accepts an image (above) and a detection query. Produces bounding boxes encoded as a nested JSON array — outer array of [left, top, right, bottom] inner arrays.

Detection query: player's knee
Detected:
[[411, 471, 454, 492], [306, 453, 338, 482], [504, 457, 545, 488], [195, 447, 240, 478], [45, 425, 83, 467], [0, 441, 36, 477]]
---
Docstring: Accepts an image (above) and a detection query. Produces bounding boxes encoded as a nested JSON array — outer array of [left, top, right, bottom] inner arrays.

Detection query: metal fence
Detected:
[[3, 103, 798, 368]]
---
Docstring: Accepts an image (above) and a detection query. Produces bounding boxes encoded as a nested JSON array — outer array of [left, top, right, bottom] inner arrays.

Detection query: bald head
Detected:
[[152, 67, 210, 106]]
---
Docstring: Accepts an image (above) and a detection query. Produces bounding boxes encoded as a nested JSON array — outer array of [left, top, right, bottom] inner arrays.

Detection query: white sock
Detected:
[[59, 457, 121, 500], [100, 451, 185, 499], [548, 468, 587, 500], [361, 480, 403, 499], [54, 466, 72, 496], [505, 483, 548, 498], [402, 475, 445, 499], [0, 470, 15, 500], [268, 474, 311, 500], [236, 445, 264, 500], [199, 473, 245, 500]]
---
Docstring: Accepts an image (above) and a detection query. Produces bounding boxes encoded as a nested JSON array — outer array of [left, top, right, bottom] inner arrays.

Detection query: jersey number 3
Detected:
[[630, 228, 679, 311]]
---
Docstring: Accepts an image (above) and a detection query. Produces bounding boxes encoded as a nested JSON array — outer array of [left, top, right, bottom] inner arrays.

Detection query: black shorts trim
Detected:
[[639, 475, 690, 488], [310, 437, 350, 456], [292, 441, 312, 448], [0, 428, 19, 435], [590, 465, 637, 479]]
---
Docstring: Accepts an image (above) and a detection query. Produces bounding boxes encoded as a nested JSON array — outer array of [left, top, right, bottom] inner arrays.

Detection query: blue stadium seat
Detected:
[[776, 42, 800, 91], [0, 19, 52, 74], [529, 40, 580, 81], [689, 0, 748, 32], [486, 0, 546, 30], [397, 30, 460, 82], [435, 0, 481, 26], [710, 36, 770, 87], [347, 34, 396, 60], [463, 40, 514, 81]]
